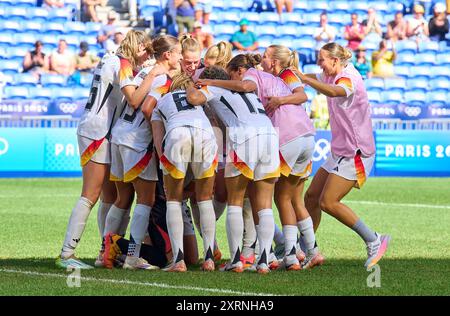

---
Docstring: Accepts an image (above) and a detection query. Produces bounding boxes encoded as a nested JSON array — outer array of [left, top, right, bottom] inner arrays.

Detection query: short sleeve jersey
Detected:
[[316, 63, 375, 157], [77, 55, 129, 140]]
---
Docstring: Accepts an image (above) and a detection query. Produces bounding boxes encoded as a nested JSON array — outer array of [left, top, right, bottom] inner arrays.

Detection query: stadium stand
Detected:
[[0, 0, 449, 130]]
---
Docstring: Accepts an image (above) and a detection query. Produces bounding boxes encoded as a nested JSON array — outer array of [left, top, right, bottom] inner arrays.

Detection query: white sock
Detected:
[[190, 201, 202, 236], [283, 225, 298, 263], [96, 201, 111, 240], [103, 205, 126, 237], [213, 199, 226, 220], [298, 217, 316, 252], [118, 207, 131, 237], [198, 200, 216, 260], [127, 204, 151, 258], [242, 198, 257, 258], [226, 205, 244, 264], [166, 201, 184, 263], [61, 197, 94, 258], [256, 209, 275, 266], [274, 223, 285, 246]]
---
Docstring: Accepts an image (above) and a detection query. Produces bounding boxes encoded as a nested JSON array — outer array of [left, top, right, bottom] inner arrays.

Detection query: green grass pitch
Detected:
[[0, 177, 449, 296]]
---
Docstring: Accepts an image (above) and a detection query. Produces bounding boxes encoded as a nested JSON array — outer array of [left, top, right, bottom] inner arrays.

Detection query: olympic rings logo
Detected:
[[313, 138, 330, 162], [0, 137, 9, 156], [403, 106, 422, 117], [59, 103, 79, 114]]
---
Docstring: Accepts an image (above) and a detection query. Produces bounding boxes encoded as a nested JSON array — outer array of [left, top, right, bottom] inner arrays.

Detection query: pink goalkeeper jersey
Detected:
[[317, 63, 375, 157], [243, 68, 315, 146]]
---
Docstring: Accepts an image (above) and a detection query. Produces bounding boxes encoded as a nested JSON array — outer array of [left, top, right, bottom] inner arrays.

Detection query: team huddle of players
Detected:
[[56, 29, 390, 274]]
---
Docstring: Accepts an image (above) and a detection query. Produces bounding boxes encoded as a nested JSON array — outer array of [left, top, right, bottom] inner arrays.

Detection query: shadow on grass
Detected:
[[0, 258, 449, 296]]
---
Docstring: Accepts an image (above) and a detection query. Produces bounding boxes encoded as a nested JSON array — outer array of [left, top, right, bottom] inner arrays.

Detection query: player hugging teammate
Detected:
[[56, 30, 390, 273]]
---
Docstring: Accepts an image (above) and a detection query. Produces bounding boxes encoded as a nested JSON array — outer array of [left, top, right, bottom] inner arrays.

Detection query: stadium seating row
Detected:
[[3, 86, 89, 101]]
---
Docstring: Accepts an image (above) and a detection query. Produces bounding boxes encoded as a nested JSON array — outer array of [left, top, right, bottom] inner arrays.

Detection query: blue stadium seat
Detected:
[[40, 74, 67, 87], [418, 41, 439, 54], [64, 35, 81, 51], [272, 38, 294, 49], [307, 1, 329, 13], [44, 22, 65, 35], [219, 11, 241, 24], [0, 73, 14, 86], [0, 20, 22, 33], [394, 66, 410, 79], [367, 90, 382, 104], [257, 25, 278, 38], [27, 7, 49, 23], [436, 53, 450, 66], [3, 86, 29, 100], [214, 24, 236, 37], [278, 25, 300, 39], [329, 1, 351, 14], [49, 8, 72, 23], [66, 22, 87, 36], [369, 2, 389, 15], [259, 12, 281, 26], [15, 33, 37, 49], [0, 47, 6, 59], [395, 40, 417, 54], [396, 53, 415, 66], [13, 73, 39, 87], [404, 90, 427, 105], [427, 91, 447, 105], [8, 46, 29, 62], [0, 33, 15, 48], [433, 66, 450, 79], [280, 13, 303, 27], [85, 22, 103, 35], [388, 2, 404, 14], [352, 2, 370, 15], [384, 77, 406, 92], [257, 38, 272, 50], [21, 20, 42, 34], [382, 90, 404, 104], [414, 53, 436, 66], [211, 0, 226, 11], [29, 86, 53, 100], [409, 66, 432, 79], [40, 34, 60, 49], [80, 73, 94, 87], [365, 78, 385, 92], [17, 0, 36, 6], [406, 78, 429, 92], [302, 13, 321, 27], [240, 12, 260, 25], [293, 0, 308, 12], [53, 87, 75, 101], [303, 64, 321, 74], [227, 0, 245, 12], [139, 0, 161, 10], [328, 13, 350, 26], [296, 26, 316, 37], [429, 78, 450, 92], [0, 60, 22, 75], [5, 6, 28, 20]]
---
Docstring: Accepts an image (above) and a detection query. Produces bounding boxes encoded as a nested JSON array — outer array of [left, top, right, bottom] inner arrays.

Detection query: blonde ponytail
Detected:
[[268, 45, 300, 70], [178, 33, 201, 55], [321, 42, 353, 66], [204, 41, 233, 68], [116, 30, 152, 70]]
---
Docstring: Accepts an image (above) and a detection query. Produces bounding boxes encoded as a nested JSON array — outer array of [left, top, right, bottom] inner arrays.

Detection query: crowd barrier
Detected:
[[1, 128, 449, 177]]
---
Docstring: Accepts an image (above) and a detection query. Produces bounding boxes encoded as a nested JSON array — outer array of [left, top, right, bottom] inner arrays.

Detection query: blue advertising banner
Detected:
[[0, 99, 87, 118], [375, 130, 450, 176], [1, 128, 450, 177]]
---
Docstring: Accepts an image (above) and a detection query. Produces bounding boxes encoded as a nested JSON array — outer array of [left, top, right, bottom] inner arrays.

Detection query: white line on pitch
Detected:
[[344, 200, 450, 210], [0, 269, 281, 296]]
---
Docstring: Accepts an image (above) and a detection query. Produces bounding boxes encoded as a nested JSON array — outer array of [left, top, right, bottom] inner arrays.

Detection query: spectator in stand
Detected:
[[353, 45, 372, 79], [406, 4, 429, 43], [363, 7, 383, 38], [372, 40, 396, 78], [83, 0, 108, 23], [344, 13, 366, 51], [70, 41, 100, 85], [275, 0, 294, 15], [105, 31, 125, 55], [49, 39, 75, 76], [97, 11, 118, 50], [195, 0, 212, 25], [43, 0, 64, 8], [231, 18, 259, 52], [429, 2, 449, 41], [314, 12, 336, 58], [192, 21, 214, 50], [23, 40, 49, 80], [386, 11, 407, 41], [175, 0, 196, 35], [248, 0, 275, 13]]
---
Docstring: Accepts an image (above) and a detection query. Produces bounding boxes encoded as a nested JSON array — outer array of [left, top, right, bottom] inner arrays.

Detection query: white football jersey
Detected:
[[77, 55, 133, 140], [199, 86, 276, 143], [152, 90, 214, 135], [111, 66, 155, 151]]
